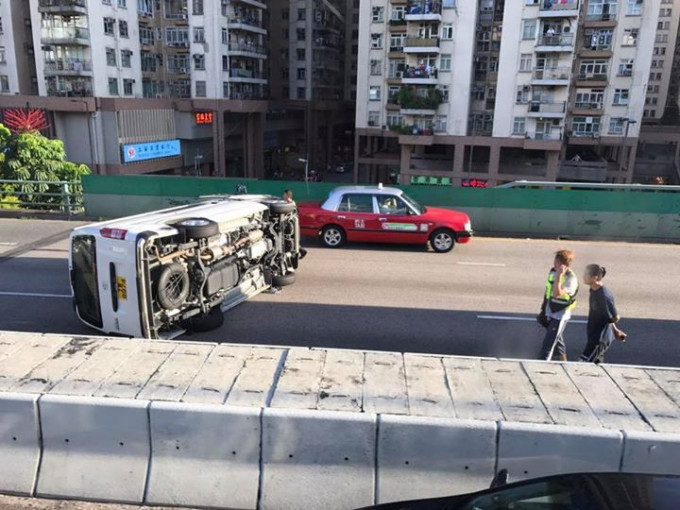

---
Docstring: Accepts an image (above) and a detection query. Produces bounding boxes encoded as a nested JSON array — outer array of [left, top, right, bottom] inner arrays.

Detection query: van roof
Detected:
[[73, 198, 267, 237]]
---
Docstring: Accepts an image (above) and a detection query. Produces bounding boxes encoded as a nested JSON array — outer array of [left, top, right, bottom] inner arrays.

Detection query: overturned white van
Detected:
[[69, 195, 302, 339]]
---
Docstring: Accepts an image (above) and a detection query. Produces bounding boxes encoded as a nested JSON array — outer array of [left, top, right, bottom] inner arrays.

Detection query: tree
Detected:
[[0, 122, 89, 210]]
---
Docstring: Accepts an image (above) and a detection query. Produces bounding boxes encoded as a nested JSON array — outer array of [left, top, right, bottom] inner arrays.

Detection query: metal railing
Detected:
[[41, 27, 90, 41], [405, 37, 439, 48], [44, 59, 92, 73], [539, 0, 578, 11], [0, 179, 84, 215], [497, 180, 680, 192], [528, 101, 566, 113], [228, 42, 267, 54], [574, 101, 603, 110], [39, 0, 87, 8], [537, 34, 574, 46], [406, 1, 442, 15], [229, 68, 265, 79], [532, 67, 570, 80]]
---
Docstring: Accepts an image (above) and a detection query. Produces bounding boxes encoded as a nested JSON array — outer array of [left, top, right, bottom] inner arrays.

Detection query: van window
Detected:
[[71, 235, 103, 328]]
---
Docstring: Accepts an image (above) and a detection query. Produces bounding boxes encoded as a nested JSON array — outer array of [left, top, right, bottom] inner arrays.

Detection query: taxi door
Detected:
[[335, 193, 379, 242], [370, 195, 430, 244]]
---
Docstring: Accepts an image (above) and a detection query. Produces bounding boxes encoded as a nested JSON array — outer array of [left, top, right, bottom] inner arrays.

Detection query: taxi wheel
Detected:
[[430, 229, 455, 253], [321, 225, 346, 248]]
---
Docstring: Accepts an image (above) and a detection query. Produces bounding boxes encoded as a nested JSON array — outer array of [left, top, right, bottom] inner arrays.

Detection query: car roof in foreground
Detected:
[[330, 186, 403, 195]]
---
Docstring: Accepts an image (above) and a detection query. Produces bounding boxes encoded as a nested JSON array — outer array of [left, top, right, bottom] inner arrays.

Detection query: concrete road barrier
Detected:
[[0, 393, 40, 495], [261, 408, 376, 510], [0, 332, 679, 508], [146, 402, 261, 509], [36, 395, 150, 503], [376, 415, 496, 504], [497, 422, 623, 482]]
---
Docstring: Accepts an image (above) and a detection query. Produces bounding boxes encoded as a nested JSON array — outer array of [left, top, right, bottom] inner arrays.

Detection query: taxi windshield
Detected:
[[400, 193, 426, 214]]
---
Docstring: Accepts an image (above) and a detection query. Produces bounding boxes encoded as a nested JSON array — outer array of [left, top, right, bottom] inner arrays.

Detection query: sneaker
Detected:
[[265, 287, 281, 294]]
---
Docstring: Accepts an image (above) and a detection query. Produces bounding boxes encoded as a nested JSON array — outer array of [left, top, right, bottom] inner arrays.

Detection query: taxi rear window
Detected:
[[337, 194, 374, 213]]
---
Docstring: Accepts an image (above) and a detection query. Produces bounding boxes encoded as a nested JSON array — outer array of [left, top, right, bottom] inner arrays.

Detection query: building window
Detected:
[[0, 47, 5, 64], [516, 86, 530, 103], [108, 77, 119, 95], [519, 54, 532, 72], [297, 28, 306, 40], [123, 79, 134, 96], [371, 34, 383, 49], [369, 85, 381, 100], [656, 34, 669, 43], [104, 17, 115, 36], [657, 21, 670, 30], [222, 55, 228, 71], [435, 115, 447, 133], [441, 23, 453, 40], [297, 68, 305, 80], [223, 82, 229, 98], [627, 0, 642, 15], [579, 59, 609, 78], [166, 27, 189, 46], [513, 117, 526, 135], [522, 20, 536, 40], [622, 29, 638, 46], [390, 34, 405, 52], [618, 59, 633, 76], [372, 7, 384, 22], [118, 0, 126, 7], [659, 7, 672, 17], [572, 116, 601, 137], [391, 6, 405, 21], [588, 0, 618, 18], [387, 113, 402, 127], [368, 111, 380, 126], [370, 59, 382, 75], [297, 87, 305, 99], [106, 47, 116, 66], [653, 47, 666, 56], [440, 85, 449, 102], [0, 75, 9, 93], [121, 49, 132, 67], [193, 0, 203, 15], [222, 28, 228, 44], [194, 53, 205, 70], [194, 27, 204, 43], [282, 8, 289, 19], [608, 118, 624, 134], [613, 88, 629, 105], [195, 80, 206, 97], [296, 48, 305, 60], [439, 54, 451, 71], [297, 8, 306, 20], [119, 20, 128, 38]]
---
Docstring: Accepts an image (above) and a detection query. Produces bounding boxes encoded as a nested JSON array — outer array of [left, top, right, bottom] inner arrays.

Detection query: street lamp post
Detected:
[[298, 156, 309, 195], [617, 117, 637, 183]]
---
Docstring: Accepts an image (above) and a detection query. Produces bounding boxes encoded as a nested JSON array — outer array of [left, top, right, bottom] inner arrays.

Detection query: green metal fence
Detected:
[[0, 179, 84, 215]]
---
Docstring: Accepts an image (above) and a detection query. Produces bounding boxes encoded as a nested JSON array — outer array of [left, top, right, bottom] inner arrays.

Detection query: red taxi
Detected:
[[298, 186, 472, 253]]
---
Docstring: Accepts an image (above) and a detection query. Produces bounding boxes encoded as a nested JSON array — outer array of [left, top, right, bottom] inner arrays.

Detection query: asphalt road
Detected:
[[0, 218, 678, 367]]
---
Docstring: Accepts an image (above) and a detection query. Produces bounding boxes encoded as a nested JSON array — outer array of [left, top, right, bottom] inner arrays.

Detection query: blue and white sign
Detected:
[[122, 139, 181, 163]]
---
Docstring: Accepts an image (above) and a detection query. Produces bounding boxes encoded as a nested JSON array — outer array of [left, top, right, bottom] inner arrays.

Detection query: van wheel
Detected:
[[187, 306, 225, 333], [267, 200, 296, 215], [272, 272, 296, 287], [156, 263, 190, 310], [174, 218, 219, 239]]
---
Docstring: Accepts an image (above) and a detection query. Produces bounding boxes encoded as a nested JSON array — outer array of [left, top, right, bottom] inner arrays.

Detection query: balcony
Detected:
[[227, 17, 266, 35], [229, 68, 267, 83], [538, 0, 579, 17], [38, 0, 87, 15], [526, 131, 562, 141], [389, 19, 407, 31], [401, 66, 438, 85], [41, 27, 90, 46], [569, 129, 601, 139], [531, 66, 571, 85], [227, 42, 268, 58], [576, 73, 608, 87], [405, 1, 442, 21], [585, 12, 617, 22], [231, 0, 267, 9], [527, 101, 566, 118], [44, 58, 92, 76], [45, 76, 93, 97], [404, 37, 440, 54], [572, 101, 603, 114], [535, 33, 574, 51]]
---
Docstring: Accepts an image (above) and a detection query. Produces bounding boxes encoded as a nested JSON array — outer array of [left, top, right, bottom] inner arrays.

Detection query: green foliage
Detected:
[[394, 87, 444, 110], [0, 123, 89, 210]]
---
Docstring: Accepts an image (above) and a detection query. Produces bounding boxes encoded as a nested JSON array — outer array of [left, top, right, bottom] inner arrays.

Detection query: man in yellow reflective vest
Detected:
[[537, 249, 579, 361]]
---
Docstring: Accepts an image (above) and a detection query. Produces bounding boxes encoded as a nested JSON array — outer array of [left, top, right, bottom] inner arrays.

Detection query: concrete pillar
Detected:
[[326, 115, 334, 169], [625, 142, 638, 184], [212, 109, 226, 177], [546, 151, 560, 181], [353, 134, 360, 183], [400, 144, 411, 177], [488, 143, 501, 180], [453, 141, 465, 176]]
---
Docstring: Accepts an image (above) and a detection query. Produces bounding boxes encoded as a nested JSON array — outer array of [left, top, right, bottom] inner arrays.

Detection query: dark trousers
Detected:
[[539, 317, 569, 361]]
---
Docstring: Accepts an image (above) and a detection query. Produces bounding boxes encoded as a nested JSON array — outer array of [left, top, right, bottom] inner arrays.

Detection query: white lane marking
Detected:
[[0, 242, 18, 246], [458, 262, 507, 267], [477, 314, 587, 325], [0, 291, 71, 299]]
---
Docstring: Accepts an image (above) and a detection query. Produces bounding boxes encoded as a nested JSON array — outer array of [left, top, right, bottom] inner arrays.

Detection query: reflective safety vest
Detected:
[[545, 269, 578, 312]]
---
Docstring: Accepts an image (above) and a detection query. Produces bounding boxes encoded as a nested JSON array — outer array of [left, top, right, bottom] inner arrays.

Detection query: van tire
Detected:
[[156, 263, 190, 310], [268, 200, 296, 215], [188, 306, 225, 332], [174, 218, 219, 239], [272, 272, 296, 287]]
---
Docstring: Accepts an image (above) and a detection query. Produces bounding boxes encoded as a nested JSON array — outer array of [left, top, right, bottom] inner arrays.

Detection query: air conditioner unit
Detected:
[[180, 14, 187, 19], [179, 67, 188, 73]]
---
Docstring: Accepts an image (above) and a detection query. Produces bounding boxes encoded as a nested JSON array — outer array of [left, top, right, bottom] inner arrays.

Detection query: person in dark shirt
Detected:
[[580, 264, 627, 363]]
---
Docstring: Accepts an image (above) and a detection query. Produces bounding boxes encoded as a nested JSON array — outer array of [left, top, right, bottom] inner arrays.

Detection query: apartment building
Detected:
[[356, 0, 662, 185], [266, 0, 356, 177], [0, 0, 38, 95]]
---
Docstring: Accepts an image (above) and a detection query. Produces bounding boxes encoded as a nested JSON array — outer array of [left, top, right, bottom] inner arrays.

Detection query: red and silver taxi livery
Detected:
[[298, 185, 472, 253]]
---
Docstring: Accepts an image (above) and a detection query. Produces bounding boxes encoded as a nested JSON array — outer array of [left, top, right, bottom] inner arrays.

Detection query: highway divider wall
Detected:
[[2, 391, 680, 509], [82, 175, 680, 241]]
